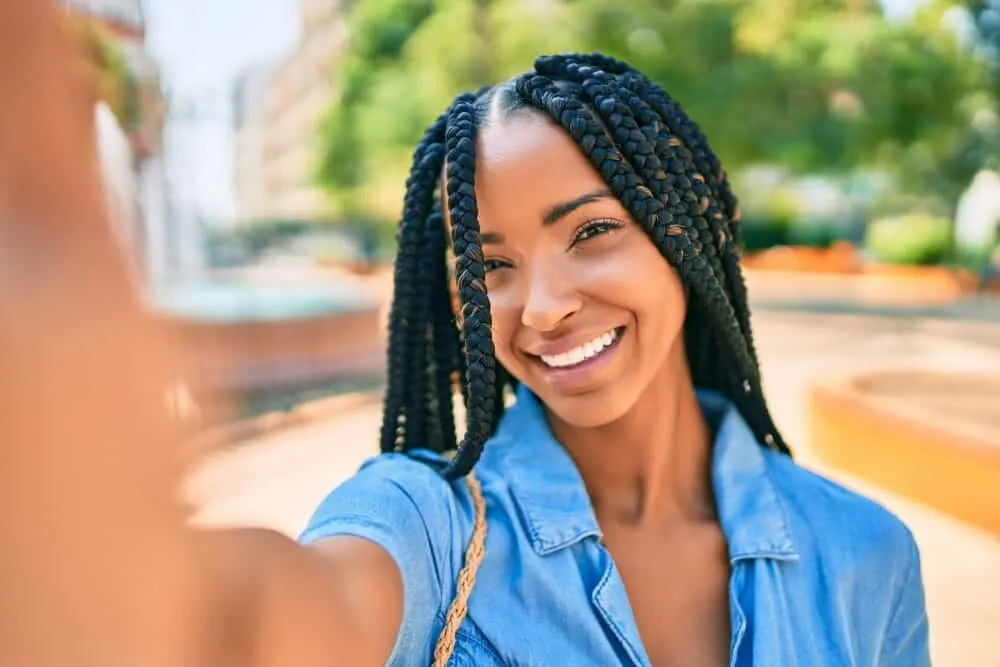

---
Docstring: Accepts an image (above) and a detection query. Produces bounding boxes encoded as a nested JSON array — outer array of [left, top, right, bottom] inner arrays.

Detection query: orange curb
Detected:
[[808, 374, 1000, 536], [743, 267, 977, 306]]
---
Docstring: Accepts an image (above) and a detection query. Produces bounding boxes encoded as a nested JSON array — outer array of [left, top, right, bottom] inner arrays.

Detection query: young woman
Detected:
[[2, 7, 926, 663], [298, 54, 930, 666]]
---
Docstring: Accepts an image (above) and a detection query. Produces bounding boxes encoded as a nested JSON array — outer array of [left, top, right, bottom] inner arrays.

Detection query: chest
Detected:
[[600, 523, 732, 667], [446, 526, 870, 667]]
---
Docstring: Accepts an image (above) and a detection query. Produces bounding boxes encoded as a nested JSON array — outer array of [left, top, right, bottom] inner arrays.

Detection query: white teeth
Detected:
[[540, 329, 620, 369]]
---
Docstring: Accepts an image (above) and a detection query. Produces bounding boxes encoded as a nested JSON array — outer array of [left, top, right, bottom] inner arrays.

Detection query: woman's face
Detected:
[[463, 111, 687, 428]]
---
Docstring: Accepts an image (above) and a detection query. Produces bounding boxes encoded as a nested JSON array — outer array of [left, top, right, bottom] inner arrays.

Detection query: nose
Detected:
[[520, 260, 583, 333]]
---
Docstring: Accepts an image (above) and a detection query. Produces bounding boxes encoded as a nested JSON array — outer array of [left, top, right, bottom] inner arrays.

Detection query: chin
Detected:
[[539, 390, 635, 430]]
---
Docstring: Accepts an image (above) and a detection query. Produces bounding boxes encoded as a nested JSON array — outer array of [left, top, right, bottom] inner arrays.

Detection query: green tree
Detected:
[[884, 1, 999, 208], [316, 0, 994, 229], [965, 0, 1000, 91], [314, 0, 437, 218], [61, 12, 141, 130]]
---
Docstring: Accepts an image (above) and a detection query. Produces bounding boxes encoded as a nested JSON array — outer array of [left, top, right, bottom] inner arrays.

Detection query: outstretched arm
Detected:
[[192, 530, 403, 667], [0, 2, 401, 665]]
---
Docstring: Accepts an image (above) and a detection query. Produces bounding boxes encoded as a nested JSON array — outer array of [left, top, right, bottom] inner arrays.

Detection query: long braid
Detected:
[[380, 114, 447, 453], [408, 203, 443, 450], [427, 208, 460, 454], [617, 69, 757, 365], [442, 93, 498, 479], [609, 65, 765, 411], [405, 205, 438, 450]]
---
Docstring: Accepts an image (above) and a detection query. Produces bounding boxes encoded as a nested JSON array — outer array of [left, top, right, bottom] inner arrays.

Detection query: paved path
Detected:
[[188, 311, 1000, 667]]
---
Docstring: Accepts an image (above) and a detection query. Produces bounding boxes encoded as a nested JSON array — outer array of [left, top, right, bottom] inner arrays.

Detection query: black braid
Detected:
[[379, 113, 447, 453], [616, 70, 758, 365], [403, 199, 440, 450], [441, 93, 498, 479], [427, 209, 459, 454], [380, 53, 789, 479]]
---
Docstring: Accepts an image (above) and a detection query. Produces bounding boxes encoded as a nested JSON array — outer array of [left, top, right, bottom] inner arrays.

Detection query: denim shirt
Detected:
[[300, 386, 930, 666]]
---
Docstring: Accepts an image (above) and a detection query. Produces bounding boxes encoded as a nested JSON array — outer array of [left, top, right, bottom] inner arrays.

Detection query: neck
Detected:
[[548, 343, 714, 526]]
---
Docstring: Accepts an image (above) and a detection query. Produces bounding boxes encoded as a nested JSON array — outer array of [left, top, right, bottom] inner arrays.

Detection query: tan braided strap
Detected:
[[431, 469, 487, 666]]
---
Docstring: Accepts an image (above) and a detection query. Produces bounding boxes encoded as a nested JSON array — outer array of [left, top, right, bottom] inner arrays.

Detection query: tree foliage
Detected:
[[965, 0, 1000, 87], [61, 12, 141, 130], [316, 0, 997, 226]]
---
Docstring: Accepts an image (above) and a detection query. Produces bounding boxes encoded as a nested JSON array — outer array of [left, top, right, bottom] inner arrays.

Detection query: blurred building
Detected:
[[233, 65, 275, 225], [956, 170, 1000, 259], [61, 0, 145, 40], [233, 0, 348, 225], [60, 0, 171, 284]]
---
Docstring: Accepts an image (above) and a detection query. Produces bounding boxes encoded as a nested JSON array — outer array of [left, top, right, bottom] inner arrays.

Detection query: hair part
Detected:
[[380, 53, 788, 480]]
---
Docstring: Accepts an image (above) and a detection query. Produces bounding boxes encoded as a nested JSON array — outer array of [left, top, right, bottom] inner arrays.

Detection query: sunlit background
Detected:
[[64, 0, 1000, 664]]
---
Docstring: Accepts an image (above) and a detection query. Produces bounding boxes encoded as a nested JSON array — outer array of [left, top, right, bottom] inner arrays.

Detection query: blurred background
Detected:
[[63, 0, 999, 664]]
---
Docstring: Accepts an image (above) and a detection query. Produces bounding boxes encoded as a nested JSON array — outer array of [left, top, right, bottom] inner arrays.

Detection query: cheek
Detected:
[[581, 243, 684, 319], [594, 245, 685, 338], [638, 266, 687, 340], [486, 289, 522, 368]]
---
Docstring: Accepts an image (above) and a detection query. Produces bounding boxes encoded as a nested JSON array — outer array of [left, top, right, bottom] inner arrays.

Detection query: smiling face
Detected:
[[460, 110, 688, 428]]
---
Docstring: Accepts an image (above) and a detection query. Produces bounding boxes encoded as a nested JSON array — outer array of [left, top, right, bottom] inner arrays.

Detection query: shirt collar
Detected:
[[482, 384, 799, 562], [700, 389, 798, 562]]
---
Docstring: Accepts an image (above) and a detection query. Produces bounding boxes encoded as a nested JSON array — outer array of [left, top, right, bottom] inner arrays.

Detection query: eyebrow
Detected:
[[542, 189, 614, 226], [480, 188, 614, 245]]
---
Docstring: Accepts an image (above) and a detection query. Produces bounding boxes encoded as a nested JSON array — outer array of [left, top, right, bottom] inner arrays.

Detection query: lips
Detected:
[[524, 325, 627, 394], [539, 327, 622, 369]]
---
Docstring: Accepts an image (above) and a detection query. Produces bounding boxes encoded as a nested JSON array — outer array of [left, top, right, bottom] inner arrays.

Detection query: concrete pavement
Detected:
[[188, 310, 1000, 667]]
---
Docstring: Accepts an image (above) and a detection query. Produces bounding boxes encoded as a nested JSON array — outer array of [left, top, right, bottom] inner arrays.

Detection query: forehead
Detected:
[[443, 113, 611, 232], [477, 114, 605, 205]]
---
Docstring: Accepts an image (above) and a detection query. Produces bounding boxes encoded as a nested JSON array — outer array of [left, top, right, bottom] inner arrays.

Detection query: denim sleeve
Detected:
[[879, 533, 931, 666], [299, 454, 454, 665]]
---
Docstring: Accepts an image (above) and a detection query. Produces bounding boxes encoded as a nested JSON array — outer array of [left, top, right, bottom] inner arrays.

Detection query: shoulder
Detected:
[[763, 451, 918, 572], [762, 453, 930, 663], [300, 451, 466, 552], [298, 451, 470, 607], [299, 452, 475, 665]]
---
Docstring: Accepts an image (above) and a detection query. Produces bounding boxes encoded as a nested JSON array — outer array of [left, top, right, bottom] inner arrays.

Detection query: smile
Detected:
[[539, 327, 624, 369]]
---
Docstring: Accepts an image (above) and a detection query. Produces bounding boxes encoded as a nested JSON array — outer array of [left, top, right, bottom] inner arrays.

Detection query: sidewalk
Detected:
[[188, 311, 1000, 667]]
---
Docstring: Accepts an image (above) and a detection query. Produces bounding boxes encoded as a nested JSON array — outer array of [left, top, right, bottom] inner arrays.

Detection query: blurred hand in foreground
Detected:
[[0, 2, 400, 666]]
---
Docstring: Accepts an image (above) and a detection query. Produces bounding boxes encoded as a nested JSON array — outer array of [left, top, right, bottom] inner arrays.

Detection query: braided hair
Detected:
[[379, 53, 789, 480]]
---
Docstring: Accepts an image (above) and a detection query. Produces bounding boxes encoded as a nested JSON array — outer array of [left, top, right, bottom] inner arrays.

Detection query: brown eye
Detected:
[[572, 219, 624, 246], [484, 258, 512, 273]]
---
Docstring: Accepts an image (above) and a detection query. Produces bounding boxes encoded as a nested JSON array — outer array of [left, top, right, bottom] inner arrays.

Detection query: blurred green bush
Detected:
[[786, 219, 846, 249], [864, 212, 953, 266], [740, 216, 788, 253], [739, 185, 853, 251], [738, 185, 794, 252]]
